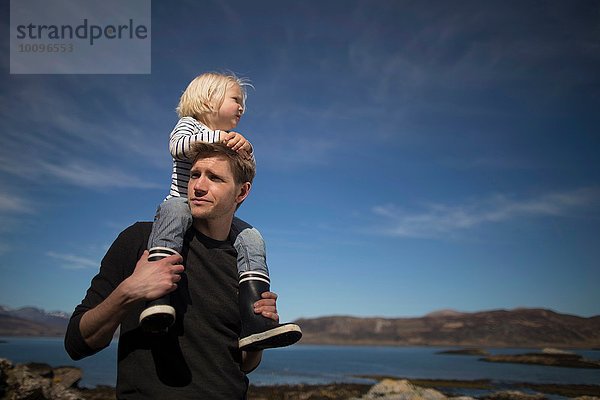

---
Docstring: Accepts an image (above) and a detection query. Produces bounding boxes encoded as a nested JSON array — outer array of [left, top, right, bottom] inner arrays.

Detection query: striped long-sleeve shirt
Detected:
[[167, 116, 255, 199]]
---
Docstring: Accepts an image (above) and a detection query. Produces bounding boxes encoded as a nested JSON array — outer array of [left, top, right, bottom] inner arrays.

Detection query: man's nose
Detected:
[[193, 176, 208, 192]]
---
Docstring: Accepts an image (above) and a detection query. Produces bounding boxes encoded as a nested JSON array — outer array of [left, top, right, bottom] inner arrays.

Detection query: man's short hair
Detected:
[[188, 142, 256, 185]]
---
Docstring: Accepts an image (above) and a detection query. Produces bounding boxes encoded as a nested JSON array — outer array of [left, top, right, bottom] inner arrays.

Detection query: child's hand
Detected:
[[223, 132, 253, 160]]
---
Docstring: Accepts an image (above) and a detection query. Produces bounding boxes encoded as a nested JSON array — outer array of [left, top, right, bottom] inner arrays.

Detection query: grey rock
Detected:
[[52, 367, 83, 389], [0, 358, 84, 400], [349, 378, 476, 400], [484, 391, 546, 400]]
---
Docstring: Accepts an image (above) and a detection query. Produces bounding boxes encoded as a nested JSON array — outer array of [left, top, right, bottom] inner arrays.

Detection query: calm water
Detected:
[[1, 337, 599, 389]]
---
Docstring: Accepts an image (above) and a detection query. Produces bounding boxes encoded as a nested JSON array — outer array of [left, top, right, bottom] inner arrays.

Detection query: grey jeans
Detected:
[[148, 196, 269, 275]]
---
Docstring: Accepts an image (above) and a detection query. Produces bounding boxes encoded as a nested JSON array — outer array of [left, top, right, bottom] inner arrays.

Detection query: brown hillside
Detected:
[[295, 308, 600, 348]]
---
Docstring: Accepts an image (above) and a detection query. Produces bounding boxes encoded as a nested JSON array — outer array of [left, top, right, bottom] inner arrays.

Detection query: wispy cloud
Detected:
[[46, 252, 99, 270], [440, 156, 538, 171], [343, 1, 599, 131], [0, 155, 161, 190], [0, 82, 168, 191], [372, 187, 600, 239], [38, 160, 161, 189], [252, 134, 337, 169], [0, 193, 33, 214], [0, 243, 11, 256], [1, 77, 172, 191]]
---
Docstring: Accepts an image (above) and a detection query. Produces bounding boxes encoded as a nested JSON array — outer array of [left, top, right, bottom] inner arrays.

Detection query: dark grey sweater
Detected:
[[64, 222, 248, 399]]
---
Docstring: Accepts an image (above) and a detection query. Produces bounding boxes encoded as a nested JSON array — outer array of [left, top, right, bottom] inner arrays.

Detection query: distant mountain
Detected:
[[0, 306, 70, 336], [295, 308, 600, 348], [2, 306, 599, 348]]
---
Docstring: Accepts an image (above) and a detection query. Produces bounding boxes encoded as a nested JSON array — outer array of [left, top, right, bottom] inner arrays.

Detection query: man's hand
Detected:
[[223, 132, 253, 160], [124, 250, 185, 302], [241, 291, 280, 373], [253, 291, 279, 322], [79, 251, 183, 350]]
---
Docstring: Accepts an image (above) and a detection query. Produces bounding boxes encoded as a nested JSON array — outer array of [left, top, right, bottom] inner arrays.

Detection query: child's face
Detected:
[[205, 84, 244, 131]]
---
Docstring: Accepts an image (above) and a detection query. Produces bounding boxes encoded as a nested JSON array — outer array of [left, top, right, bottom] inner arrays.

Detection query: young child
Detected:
[[140, 72, 302, 351]]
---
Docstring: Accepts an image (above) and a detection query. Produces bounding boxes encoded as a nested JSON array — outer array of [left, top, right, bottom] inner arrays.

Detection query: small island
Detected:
[[437, 348, 489, 356], [481, 352, 600, 369]]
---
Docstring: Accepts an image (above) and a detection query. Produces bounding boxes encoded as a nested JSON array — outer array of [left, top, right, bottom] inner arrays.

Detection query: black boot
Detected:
[[238, 271, 302, 351], [139, 247, 178, 334]]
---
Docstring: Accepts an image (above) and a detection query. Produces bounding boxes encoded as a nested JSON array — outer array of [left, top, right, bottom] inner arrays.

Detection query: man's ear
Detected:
[[235, 182, 251, 205]]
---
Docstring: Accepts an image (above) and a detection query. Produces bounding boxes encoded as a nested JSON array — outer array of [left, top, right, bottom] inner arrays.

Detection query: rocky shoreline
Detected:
[[2, 358, 600, 400]]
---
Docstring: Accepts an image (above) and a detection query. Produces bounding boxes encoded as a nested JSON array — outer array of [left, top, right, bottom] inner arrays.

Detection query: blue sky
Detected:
[[1, 0, 599, 322]]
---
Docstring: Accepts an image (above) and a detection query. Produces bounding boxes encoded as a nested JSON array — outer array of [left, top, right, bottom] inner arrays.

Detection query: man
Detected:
[[65, 142, 284, 399]]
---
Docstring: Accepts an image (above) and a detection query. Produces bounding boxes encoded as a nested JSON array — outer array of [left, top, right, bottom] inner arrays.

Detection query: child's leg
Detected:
[[140, 197, 192, 334], [231, 217, 302, 351], [148, 196, 192, 253], [230, 217, 269, 276]]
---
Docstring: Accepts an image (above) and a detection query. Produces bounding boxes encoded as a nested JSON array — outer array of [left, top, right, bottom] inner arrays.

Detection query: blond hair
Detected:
[[176, 72, 251, 124]]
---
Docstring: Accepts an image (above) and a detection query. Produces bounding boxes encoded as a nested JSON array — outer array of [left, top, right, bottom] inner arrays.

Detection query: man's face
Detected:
[[187, 155, 248, 222]]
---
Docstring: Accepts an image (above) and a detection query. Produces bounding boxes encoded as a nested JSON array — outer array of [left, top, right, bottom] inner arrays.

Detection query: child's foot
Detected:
[[239, 322, 302, 352], [139, 247, 180, 334], [238, 271, 302, 351], [139, 304, 175, 334]]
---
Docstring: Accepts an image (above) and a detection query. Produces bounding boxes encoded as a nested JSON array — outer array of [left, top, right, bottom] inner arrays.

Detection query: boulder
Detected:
[[349, 378, 475, 400], [1, 358, 12, 398], [483, 391, 545, 400], [53, 367, 83, 389], [0, 357, 84, 400]]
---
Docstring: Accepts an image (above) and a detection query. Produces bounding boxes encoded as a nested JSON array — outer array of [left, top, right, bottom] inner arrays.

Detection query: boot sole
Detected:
[[239, 324, 302, 351], [139, 305, 176, 334]]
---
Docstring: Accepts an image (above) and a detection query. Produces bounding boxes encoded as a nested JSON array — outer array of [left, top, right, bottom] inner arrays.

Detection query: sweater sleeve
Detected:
[[169, 117, 222, 160], [64, 222, 151, 360]]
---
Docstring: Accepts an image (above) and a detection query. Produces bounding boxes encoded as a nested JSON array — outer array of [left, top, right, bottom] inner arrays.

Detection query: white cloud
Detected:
[[0, 243, 11, 255], [46, 251, 99, 270], [39, 160, 161, 189], [373, 187, 599, 239], [0, 193, 33, 214], [252, 134, 337, 169], [441, 156, 537, 171], [0, 91, 165, 191], [0, 76, 172, 193], [0, 156, 161, 190]]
